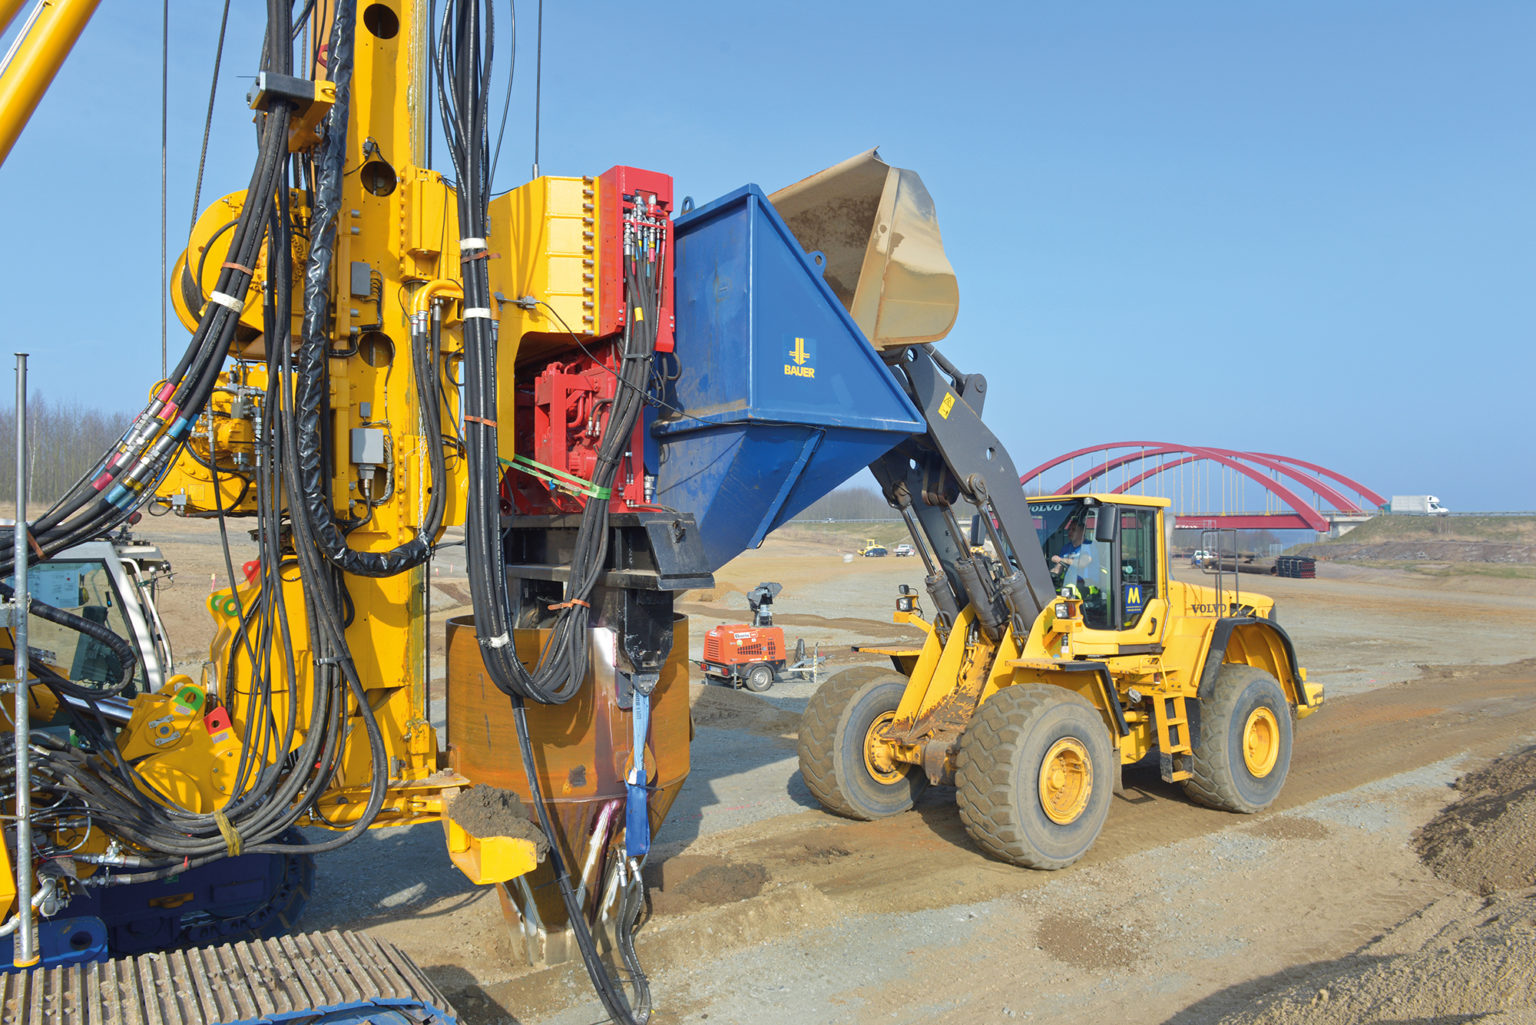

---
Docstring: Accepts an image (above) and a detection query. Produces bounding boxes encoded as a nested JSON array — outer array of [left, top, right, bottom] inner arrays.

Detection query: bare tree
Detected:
[[0, 392, 133, 506]]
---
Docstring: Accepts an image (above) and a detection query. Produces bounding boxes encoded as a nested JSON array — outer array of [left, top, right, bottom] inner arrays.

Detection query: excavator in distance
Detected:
[[0, 3, 1321, 1024]]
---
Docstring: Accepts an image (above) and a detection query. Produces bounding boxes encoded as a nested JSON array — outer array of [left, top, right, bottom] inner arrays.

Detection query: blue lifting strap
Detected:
[[626, 686, 652, 861]]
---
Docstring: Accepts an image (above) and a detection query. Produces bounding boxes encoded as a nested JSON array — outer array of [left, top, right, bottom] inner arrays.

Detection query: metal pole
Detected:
[[531, 0, 543, 179], [159, 0, 168, 379], [11, 352, 36, 967]]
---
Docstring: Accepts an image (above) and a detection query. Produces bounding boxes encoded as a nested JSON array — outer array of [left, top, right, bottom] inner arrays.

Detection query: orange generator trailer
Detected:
[[699, 582, 786, 691]]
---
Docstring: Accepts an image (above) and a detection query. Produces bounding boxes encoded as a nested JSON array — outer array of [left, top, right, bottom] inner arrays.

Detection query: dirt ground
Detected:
[[138, 519, 1536, 1024]]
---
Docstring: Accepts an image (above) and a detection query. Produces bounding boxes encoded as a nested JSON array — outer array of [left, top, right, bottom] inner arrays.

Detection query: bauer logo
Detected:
[[784, 336, 815, 379]]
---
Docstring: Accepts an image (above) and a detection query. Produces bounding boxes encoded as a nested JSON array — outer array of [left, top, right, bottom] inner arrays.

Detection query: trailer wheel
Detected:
[[798, 671, 926, 820], [743, 662, 775, 693], [1183, 664, 1293, 813], [955, 685, 1113, 870]]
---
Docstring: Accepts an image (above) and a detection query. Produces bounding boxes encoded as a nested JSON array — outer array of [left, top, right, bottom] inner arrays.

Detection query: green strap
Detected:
[[500, 454, 612, 500]]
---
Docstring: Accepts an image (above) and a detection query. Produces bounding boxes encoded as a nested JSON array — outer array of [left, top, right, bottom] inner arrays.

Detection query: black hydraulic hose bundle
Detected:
[[29, 3, 391, 881], [0, 5, 295, 575], [233, 0, 388, 859], [437, 3, 656, 1021]]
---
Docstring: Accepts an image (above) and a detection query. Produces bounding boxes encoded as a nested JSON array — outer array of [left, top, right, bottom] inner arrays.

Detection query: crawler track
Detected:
[[1, 930, 457, 1025]]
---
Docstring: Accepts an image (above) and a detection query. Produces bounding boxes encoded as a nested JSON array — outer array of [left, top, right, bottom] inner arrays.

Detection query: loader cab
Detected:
[[1030, 495, 1167, 634]]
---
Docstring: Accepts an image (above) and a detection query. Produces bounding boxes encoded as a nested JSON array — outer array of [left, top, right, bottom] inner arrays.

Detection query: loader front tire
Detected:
[[798, 670, 926, 820], [1183, 664, 1293, 813], [955, 685, 1114, 870]]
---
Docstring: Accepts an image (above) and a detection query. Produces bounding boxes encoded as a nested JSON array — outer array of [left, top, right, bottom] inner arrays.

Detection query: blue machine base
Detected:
[[0, 915, 109, 970]]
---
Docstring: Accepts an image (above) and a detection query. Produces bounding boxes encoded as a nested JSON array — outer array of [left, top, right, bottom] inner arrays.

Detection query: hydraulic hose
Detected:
[[28, 2, 389, 873], [2, 82, 293, 569], [438, 3, 653, 1020]]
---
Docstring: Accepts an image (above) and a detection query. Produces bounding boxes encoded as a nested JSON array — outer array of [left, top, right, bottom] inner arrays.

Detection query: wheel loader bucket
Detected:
[[768, 148, 959, 350]]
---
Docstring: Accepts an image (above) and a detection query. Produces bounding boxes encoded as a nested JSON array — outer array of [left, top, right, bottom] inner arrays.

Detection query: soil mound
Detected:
[[1414, 745, 1536, 895], [644, 854, 769, 916], [1216, 747, 1536, 1025], [1214, 893, 1536, 1025], [447, 787, 550, 857]]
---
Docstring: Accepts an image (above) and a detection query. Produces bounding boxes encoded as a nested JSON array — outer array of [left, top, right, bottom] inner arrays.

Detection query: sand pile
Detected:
[[448, 786, 550, 857], [1218, 746, 1536, 1025], [1413, 745, 1536, 896], [1217, 892, 1536, 1025]]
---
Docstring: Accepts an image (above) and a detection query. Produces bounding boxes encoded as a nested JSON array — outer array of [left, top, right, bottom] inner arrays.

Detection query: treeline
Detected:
[[0, 394, 133, 505], [793, 486, 900, 521]]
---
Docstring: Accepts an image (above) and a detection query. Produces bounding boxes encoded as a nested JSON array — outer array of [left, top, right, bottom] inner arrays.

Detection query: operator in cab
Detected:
[[1049, 517, 1093, 588], [1047, 513, 1110, 622]]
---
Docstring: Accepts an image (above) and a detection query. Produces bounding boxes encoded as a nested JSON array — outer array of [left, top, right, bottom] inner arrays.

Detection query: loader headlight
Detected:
[[1054, 602, 1070, 619], [897, 596, 917, 613]]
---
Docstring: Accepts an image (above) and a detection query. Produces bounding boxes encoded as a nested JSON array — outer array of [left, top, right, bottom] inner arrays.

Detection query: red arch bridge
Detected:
[[1018, 442, 1387, 533]]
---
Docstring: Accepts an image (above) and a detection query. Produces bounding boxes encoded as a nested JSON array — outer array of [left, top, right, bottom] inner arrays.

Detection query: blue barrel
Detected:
[[653, 185, 923, 571]]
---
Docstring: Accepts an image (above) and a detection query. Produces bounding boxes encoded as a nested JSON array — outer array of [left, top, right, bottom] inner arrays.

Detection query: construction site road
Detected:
[[150, 522, 1536, 1024]]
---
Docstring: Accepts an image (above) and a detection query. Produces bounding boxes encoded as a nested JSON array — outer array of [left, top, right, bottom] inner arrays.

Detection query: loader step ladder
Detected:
[[1155, 693, 1193, 783], [0, 929, 459, 1025]]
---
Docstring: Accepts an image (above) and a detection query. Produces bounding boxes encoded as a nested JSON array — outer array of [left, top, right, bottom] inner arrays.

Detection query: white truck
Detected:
[[1389, 494, 1450, 516]]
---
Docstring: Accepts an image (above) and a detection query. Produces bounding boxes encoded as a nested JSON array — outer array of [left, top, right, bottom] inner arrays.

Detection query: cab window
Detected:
[[16, 560, 147, 695], [1118, 508, 1159, 628], [1041, 508, 1114, 629]]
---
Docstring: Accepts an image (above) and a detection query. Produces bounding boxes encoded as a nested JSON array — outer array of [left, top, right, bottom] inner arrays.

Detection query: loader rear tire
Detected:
[[955, 685, 1113, 870], [1183, 664, 1293, 813], [798, 670, 926, 820]]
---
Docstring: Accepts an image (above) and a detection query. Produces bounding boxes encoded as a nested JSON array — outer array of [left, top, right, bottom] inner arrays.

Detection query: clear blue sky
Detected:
[[2, 2, 1531, 510]]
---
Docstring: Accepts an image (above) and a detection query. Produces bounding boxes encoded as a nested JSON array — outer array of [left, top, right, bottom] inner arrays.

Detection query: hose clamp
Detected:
[[208, 291, 245, 313]]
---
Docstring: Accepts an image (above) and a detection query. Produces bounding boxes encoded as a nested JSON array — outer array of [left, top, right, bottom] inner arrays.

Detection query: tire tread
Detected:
[[798, 671, 921, 820], [1183, 664, 1290, 813], [956, 685, 1107, 870]]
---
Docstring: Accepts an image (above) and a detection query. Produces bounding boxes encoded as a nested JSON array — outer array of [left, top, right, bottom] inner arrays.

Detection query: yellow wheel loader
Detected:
[[767, 155, 1323, 871], [799, 482, 1324, 870]]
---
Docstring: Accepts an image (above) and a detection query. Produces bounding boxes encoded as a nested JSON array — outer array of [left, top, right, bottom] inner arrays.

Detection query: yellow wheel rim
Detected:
[[1038, 737, 1092, 825], [863, 711, 903, 785], [1242, 707, 1281, 777]]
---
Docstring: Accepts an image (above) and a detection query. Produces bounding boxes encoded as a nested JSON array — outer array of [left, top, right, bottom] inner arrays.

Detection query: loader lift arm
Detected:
[[870, 344, 1058, 644]]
